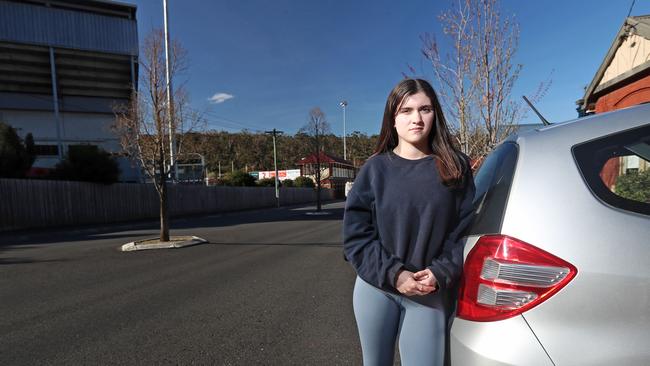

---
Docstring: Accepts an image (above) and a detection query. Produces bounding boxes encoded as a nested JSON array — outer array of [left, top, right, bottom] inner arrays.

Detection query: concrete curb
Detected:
[[120, 236, 208, 252]]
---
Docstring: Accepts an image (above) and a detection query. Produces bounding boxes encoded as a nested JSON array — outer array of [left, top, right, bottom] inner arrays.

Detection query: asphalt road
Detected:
[[0, 201, 362, 365]]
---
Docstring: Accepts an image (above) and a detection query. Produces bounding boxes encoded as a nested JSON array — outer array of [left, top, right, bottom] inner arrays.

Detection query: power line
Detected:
[[204, 122, 253, 132], [201, 109, 267, 132], [626, 0, 636, 17], [204, 121, 263, 133], [202, 118, 263, 133]]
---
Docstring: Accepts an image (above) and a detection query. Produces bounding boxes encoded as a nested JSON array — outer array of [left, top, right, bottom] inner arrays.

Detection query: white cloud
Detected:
[[208, 93, 234, 104]]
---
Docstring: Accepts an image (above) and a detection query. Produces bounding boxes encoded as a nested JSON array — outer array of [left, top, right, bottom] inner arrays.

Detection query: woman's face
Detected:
[[394, 91, 434, 150]]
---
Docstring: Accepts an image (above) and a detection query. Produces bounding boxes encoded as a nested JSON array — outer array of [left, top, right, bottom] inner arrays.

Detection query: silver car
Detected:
[[450, 103, 650, 365]]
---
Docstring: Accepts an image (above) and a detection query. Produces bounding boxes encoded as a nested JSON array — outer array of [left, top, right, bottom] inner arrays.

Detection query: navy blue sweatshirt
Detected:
[[343, 151, 476, 295]]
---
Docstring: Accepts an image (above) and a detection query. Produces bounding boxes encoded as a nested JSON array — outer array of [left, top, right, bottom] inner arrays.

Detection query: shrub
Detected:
[[0, 122, 35, 178], [209, 177, 230, 186], [282, 178, 294, 187], [257, 178, 276, 187], [294, 176, 315, 188], [223, 170, 256, 186], [52, 145, 120, 184], [615, 169, 650, 203]]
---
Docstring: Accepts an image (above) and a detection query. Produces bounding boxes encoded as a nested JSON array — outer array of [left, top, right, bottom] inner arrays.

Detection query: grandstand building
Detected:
[[0, 0, 140, 181]]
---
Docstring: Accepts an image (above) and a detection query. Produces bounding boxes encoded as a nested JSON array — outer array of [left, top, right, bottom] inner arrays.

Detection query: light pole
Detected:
[[265, 128, 284, 208], [339, 101, 348, 161], [163, 0, 177, 181]]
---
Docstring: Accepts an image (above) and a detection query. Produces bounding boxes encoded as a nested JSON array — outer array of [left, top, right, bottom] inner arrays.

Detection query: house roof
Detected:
[[579, 15, 650, 112], [296, 151, 354, 166]]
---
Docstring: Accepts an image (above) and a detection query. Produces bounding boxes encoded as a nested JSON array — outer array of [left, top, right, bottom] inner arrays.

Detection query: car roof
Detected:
[[506, 103, 650, 146]]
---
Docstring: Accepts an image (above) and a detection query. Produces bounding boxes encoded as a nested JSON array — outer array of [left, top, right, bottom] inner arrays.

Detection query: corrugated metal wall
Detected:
[[0, 0, 137, 55]]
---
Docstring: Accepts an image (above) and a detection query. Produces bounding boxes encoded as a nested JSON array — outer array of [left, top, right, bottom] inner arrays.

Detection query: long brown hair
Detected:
[[375, 78, 468, 188]]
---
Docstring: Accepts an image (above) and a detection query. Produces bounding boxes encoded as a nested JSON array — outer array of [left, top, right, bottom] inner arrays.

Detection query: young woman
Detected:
[[343, 78, 475, 366]]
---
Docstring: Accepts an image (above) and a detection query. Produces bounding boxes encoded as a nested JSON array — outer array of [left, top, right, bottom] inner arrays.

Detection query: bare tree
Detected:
[[473, 0, 522, 153], [421, 0, 550, 161], [114, 29, 203, 241], [299, 107, 331, 212], [421, 0, 476, 155]]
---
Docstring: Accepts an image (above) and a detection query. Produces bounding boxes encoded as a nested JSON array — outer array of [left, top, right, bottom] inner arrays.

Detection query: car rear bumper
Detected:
[[450, 316, 553, 366]]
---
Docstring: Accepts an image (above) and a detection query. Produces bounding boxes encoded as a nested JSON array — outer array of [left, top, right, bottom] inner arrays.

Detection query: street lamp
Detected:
[[339, 100, 348, 160]]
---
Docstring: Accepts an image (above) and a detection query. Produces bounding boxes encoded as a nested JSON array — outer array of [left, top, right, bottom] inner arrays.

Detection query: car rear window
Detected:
[[467, 142, 518, 235], [573, 124, 650, 216]]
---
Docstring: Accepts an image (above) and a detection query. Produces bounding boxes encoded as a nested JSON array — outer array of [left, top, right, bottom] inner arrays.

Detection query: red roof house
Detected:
[[296, 152, 357, 197], [578, 15, 650, 189]]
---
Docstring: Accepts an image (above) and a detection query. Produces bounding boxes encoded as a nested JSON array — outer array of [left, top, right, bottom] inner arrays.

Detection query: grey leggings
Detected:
[[353, 276, 445, 366]]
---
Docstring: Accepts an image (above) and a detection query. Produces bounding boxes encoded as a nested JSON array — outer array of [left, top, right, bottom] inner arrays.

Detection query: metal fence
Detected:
[[0, 179, 335, 232]]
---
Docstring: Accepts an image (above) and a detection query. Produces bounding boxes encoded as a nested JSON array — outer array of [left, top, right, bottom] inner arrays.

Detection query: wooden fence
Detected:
[[0, 178, 336, 231]]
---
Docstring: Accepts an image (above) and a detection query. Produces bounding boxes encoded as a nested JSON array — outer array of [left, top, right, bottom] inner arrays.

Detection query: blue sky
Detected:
[[128, 0, 650, 135]]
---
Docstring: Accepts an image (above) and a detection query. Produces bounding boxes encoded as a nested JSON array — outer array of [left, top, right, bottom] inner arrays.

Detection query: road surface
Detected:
[[0, 201, 363, 365]]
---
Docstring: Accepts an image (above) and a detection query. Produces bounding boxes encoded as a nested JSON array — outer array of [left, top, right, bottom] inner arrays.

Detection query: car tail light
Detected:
[[457, 235, 577, 322]]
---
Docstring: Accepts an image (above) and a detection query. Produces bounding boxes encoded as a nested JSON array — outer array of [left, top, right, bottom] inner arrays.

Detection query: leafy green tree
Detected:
[[235, 130, 274, 171], [320, 133, 343, 159], [52, 145, 120, 184], [615, 170, 650, 203], [347, 131, 378, 166], [294, 176, 315, 188], [184, 129, 379, 174], [0, 122, 35, 178], [279, 132, 312, 169]]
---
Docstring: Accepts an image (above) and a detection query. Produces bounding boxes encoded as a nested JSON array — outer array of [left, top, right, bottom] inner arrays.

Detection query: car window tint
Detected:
[[573, 124, 650, 216], [467, 142, 518, 235]]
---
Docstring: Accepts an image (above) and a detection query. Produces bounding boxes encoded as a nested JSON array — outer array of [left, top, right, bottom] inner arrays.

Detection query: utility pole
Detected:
[[163, 0, 177, 181], [265, 128, 284, 208], [339, 101, 348, 161]]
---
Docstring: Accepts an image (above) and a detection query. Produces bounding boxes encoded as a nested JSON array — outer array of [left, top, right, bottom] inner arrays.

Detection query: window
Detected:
[[68, 144, 98, 154], [467, 142, 519, 235], [34, 145, 59, 156], [573, 124, 650, 216]]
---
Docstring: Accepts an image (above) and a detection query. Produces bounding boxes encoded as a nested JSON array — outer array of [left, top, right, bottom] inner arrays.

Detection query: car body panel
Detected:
[[450, 315, 553, 366], [502, 114, 650, 365], [452, 103, 650, 365]]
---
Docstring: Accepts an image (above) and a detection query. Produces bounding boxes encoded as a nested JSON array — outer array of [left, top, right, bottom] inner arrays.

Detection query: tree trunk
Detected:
[[315, 131, 322, 212], [316, 160, 322, 212], [158, 151, 170, 241]]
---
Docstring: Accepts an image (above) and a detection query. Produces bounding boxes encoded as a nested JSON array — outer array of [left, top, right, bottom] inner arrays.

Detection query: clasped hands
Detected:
[[395, 268, 438, 296]]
